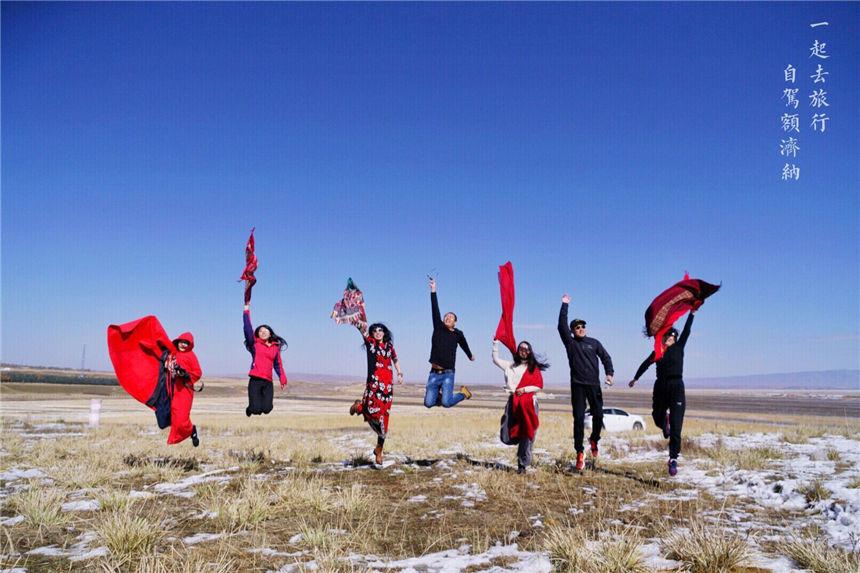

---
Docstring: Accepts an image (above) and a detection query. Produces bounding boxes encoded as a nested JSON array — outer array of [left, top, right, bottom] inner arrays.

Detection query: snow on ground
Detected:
[[1, 421, 858, 571]]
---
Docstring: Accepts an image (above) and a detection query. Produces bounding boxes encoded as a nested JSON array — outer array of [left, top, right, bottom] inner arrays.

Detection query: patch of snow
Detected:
[[0, 468, 45, 481], [62, 499, 99, 512], [183, 532, 224, 544], [407, 495, 426, 502], [1, 516, 25, 526]]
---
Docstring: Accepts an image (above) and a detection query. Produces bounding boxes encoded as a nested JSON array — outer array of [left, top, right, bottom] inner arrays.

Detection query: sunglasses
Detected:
[[574, 325, 586, 330]]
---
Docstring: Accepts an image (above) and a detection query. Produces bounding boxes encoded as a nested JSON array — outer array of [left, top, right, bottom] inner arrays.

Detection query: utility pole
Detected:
[[80, 344, 86, 371]]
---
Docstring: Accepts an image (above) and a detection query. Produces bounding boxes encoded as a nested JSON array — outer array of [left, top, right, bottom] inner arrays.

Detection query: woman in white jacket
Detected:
[[493, 339, 548, 473]]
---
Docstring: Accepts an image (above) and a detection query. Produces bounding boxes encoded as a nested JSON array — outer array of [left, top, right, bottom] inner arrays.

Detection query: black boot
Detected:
[[191, 425, 199, 447]]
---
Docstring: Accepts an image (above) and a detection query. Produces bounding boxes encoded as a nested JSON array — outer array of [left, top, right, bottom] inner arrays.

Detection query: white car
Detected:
[[584, 407, 645, 432]]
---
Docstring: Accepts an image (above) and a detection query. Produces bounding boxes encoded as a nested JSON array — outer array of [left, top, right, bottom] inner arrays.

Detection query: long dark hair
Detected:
[[366, 322, 393, 344], [513, 341, 549, 373], [245, 324, 288, 351]]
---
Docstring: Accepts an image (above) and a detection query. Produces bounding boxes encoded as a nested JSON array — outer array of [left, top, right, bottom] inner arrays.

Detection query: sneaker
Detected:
[[575, 451, 585, 470], [668, 458, 677, 476], [246, 406, 252, 417], [373, 445, 383, 465], [349, 400, 362, 416], [191, 425, 199, 447], [589, 438, 599, 458], [663, 413, 671, 439], [460, 385, 472, 400]]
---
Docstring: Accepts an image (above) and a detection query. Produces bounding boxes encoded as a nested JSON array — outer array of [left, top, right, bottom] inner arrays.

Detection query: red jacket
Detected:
[[243, 311, 287, 386]]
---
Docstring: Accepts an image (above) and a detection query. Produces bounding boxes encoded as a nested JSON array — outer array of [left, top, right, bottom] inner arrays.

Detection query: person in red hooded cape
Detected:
[[107, 316, 203, 446], [492, 262, 548, 474], [629, 274, 718, 477]]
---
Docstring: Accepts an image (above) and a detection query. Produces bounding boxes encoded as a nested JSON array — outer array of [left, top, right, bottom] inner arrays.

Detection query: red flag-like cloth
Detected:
[[510, 367, 543, 441], [239, 228, 257, 304], [494, 262, 517, 355], [107, 316, 174, 406], [645, 273, 720, 360], [331, 278, 367, 331]]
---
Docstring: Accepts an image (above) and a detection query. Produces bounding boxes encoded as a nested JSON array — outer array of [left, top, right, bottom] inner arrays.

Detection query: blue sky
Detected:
[[2, 2, 858, 387]]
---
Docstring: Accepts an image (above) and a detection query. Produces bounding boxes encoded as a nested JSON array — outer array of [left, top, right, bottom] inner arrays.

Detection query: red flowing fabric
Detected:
[[239, 228, 257, 304], [510, 367, 543, 441], [494, 262, 517, 355], [107, 316, 174, 406], [644, 273, 720, 360]]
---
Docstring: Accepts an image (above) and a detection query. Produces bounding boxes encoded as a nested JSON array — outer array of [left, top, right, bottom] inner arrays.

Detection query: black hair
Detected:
[[512, 340, 550, 373], [445, 312, 458, 322], [367, 322, 393, 344], [663, 328, 679, 343], [246, 324, 288, 351]]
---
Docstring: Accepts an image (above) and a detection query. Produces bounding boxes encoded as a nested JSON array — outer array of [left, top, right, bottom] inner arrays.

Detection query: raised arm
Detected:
[[558, 295, 572, 341], [492, 339, 512, 370], [430, 284, 442, 328], [243, 305, 254, 349], [678, 312, 695, 348]]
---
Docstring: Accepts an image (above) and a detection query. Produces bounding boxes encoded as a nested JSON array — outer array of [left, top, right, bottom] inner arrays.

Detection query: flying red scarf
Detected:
[[107, 315, 175, 405], [645, 273, 720, 360], [331, 278, 367, 331], [494, 262, 517, 355], [510, 367, 543, 441], [239, 228, 257, 304]]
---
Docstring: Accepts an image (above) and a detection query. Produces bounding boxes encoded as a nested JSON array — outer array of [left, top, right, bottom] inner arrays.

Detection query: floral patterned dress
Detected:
[[361, 335, 397, 437]]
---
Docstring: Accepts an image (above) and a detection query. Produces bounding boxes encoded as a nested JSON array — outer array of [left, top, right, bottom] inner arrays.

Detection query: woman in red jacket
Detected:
[[243, 301, 288, 416], [166, 332, 203, 446]]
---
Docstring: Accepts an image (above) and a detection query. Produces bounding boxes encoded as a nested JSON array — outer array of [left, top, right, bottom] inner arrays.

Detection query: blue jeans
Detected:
[[424, 371, 465, 408]]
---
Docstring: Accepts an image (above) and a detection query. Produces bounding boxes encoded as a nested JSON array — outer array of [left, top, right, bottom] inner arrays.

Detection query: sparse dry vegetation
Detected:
[[2, 385, 859, 572]]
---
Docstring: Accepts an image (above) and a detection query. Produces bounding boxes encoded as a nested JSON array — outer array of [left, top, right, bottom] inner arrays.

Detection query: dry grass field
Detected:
[[1, 376, 859, 572]]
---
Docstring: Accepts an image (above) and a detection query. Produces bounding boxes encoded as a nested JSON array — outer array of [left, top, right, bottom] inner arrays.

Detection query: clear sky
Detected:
[[2, 2, 858, 387]]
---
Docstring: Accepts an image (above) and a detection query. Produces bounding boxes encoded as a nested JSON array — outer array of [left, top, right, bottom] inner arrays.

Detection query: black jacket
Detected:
[[558, 302, 614, 386], [428, 292, 473, 370], [634, 313, 694, 381]]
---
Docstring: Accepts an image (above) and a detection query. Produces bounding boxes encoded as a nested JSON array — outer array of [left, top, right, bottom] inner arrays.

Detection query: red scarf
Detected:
[[239, 228, 257, 304], [645, 273, 719, 360], [494, 261, 517, 355], [510, 366, 543, 441], [107, 316, 175, 406]]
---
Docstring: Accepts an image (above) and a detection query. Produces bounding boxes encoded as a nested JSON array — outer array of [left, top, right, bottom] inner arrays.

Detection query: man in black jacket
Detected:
[[424, 278, 475, 408], [558, 294, 614, 470]]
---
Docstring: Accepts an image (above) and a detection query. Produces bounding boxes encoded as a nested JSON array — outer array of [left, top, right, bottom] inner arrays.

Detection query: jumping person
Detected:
[[166, 333, 203, 446], [243, 301, 288, 416], [493, 339, 547, 474], [629, 310, 696, 476], [349, 322, 403, 465], [424, 277, 475, 408], [558, 294, 614, 470]]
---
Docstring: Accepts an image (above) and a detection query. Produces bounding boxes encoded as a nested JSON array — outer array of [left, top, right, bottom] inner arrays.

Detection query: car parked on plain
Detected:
[[584, 407, 645, 432]]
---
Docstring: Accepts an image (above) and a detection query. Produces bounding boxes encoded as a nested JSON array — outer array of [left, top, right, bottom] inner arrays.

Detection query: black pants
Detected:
[[248, 376, 274, 415], [571, 384, 603, 453], [652, 377, 685, 459]]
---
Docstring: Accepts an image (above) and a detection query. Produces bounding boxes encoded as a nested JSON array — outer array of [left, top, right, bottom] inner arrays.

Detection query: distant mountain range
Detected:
[[273, 370, 860, 390], [683, 370, 859, 390]]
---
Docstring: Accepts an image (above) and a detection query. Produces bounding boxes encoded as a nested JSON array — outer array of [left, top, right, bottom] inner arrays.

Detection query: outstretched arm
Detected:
[[629, 352, 656, 387]]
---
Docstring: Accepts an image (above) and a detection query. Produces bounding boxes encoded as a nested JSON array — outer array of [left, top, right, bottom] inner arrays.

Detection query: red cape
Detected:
[[510, 367, 542, 441], [107, 316, 175, 406], [494, 262, 517, 355], [645, 274, 720, 359]]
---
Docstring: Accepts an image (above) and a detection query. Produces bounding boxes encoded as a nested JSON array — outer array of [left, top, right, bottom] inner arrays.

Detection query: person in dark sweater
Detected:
[[558, 294, 614, 470], [629, 311, 696, 476], [424, 278, 475, 408]]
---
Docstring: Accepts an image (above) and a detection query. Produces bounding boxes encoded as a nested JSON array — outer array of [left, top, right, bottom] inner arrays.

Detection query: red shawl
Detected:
[[239, 228, 257, 304], [645, 273, 720, 359], [107, 316, 175, 406], [494, 262, 517, 355], [510, 367, 543, 441]]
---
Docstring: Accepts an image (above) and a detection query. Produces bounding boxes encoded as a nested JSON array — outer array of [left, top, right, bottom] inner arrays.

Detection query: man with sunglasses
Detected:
[[558, 294, 614, 470]]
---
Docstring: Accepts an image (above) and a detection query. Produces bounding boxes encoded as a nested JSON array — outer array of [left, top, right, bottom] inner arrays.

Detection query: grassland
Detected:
[[1, 378, 859, 572]]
